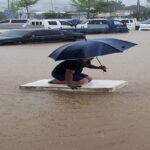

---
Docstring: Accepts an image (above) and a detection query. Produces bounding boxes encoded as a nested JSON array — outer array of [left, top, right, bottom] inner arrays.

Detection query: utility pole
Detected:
[[137, 0, 140, 20], [50, 0, 54, 12], [8, 0, 10, 10]]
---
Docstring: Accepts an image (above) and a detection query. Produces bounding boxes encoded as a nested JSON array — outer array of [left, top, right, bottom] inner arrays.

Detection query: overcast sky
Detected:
[[0, 0, 148, 11], [36, 0, 147, 6], [121, 0, 147, 6], [34, 0, 148, 10]]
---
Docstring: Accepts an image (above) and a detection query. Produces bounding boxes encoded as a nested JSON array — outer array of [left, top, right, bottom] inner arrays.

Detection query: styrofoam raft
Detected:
[[20, 79, 128, 92]]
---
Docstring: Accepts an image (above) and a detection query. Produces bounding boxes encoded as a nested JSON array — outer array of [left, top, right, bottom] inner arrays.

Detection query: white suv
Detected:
[[23, 19, 74, 29]]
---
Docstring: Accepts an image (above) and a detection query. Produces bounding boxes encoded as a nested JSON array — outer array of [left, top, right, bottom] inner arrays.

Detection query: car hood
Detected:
[[140, 24, 150, 26], [0, 36, 16, 40]]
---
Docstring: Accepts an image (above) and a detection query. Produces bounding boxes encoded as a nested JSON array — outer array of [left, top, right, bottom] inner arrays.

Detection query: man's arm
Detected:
[[65, 69, 74, 85], [86, 63, 107, 72], [65, 69, 81, 89]]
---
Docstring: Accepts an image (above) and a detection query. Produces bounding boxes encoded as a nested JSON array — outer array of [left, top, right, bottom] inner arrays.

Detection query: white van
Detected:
[[23, 19, 74, 29], [114, 18, 139, 30]]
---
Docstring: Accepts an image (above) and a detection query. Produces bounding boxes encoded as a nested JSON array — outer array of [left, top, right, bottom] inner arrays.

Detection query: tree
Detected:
[[9, 0, 19, 18], [0, 12, 6, 20], [71, 0, 111, 19], [43, 12, 72, 19], [108, 0, 125, 12], [14, 0, 39, 18]]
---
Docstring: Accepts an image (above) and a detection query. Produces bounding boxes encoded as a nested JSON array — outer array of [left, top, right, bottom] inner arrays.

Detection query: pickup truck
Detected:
[[64, 19, 129, 34], [113, 18, 140, 30]]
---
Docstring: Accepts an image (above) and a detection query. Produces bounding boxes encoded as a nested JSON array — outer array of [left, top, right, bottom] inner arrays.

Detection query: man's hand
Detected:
[[68, 84, 82, 89], [99, 65, 107, 72]]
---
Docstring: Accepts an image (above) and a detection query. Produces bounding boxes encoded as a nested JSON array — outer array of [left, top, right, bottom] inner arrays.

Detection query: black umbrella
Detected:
[[49, 38, 137, 61]]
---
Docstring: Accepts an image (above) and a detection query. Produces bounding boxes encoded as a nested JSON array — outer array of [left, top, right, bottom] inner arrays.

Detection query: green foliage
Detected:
[[71, 0, 111, 18], [108, 0, 125, 11], [15, 0, 39, 8], [43, 12, 72, 19], [131, 7, 150, 21], [0, 12, 6, 20], [14, 0, 39, 18]]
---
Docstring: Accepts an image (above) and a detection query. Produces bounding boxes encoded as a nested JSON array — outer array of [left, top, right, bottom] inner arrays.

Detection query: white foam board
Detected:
[[20, 79, 128, 92]]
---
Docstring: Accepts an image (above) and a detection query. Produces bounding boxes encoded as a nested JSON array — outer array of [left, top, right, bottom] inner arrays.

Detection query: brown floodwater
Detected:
[[0, 31, 150, 150]]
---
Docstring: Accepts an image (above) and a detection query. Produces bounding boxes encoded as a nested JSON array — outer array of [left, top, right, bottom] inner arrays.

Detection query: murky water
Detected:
[[0, 31, 150, 150]]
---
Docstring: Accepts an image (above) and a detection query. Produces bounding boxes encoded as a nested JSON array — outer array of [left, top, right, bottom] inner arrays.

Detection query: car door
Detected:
[[59, 21, 73, 29], [25, 30, 47, 43], [111, 20, 129, 32], [43, 30, 64, 42]]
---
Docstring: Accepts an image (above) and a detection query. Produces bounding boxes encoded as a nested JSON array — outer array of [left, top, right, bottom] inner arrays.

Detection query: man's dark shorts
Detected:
[[52, 72, 88, 81]]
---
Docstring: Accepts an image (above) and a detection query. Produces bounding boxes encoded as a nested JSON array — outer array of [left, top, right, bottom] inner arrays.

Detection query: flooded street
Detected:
[[0, 31, 150, 150]]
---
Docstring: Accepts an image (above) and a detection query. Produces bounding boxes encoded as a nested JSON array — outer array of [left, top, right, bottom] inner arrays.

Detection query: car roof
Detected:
[[6, 29, 62, 32]]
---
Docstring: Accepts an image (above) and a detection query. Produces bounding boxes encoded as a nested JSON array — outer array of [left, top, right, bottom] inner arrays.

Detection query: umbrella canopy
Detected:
[[49, 38, 137, 61]]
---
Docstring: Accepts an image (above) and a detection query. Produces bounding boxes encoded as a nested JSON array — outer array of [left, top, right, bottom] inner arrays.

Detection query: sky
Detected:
[[121, 0, 147, 6], [36, 0, 148, 6], [34, 0, 148, 11], [0, 0, 148, 11]]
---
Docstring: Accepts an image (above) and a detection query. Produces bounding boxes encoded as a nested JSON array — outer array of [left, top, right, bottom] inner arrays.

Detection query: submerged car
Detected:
[[139, 19, 150, 31], [0, 29, 86, 45], [75, 19, 129, 33]]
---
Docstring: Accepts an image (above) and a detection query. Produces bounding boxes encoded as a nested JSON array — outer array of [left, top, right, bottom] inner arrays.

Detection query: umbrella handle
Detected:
[[96, 57, 102, 66], [96, 57, 107, 72]]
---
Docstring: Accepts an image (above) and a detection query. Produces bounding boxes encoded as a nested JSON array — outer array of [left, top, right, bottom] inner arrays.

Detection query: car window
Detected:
[[101, 20, 108, 24], [60, 21, 72, 26], [80, 20, 88, 24], [121, 20, 129, 24], [89, 20, 97, 24], [130, 20, 133, 23], [11, 20, 27, 23], [88, 20, 107, 25], [48, 21, 57, 25], [113, 21, 124, 26], [31, 22, 36, 25], [0, 20, 10, 23]]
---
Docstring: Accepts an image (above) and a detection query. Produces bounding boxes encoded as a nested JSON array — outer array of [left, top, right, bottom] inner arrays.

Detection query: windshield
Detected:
[[80, 20, 88, 24], [0, 30, 30, 37], [121, 20, 129, 23]]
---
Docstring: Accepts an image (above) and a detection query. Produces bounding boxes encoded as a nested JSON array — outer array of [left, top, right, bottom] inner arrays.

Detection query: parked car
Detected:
[[113, 18, 140, 30], [0, 29, 86, 45], [23, 19, 74, 29], [67, 19, 128, 33], [67, 19, 82, 27], [0, 19, 28, 29], [139, 19, 150, 31]]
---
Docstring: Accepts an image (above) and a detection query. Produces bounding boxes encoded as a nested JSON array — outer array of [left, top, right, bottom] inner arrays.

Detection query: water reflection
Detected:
[[48, 91, 115, 111]]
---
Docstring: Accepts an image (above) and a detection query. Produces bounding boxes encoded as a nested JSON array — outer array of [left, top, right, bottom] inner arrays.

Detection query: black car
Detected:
[[0, 29, 86, 45]]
